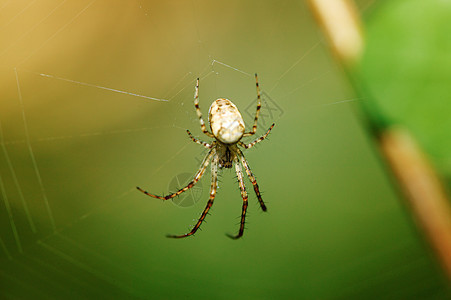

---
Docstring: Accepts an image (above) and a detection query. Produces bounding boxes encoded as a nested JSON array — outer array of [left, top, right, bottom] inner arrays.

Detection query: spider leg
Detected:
[[226, 156, 249, 239], [167, 156, 219, 238], [136, 148, 215, 200], [239, 123, 275, 149], [237, 148, 267, 212], [243, 73, 261, 137], [194, 78, 214, 138], [186, 129, 212, 148]]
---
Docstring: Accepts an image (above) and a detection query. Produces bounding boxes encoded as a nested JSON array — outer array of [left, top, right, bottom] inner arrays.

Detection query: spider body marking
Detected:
[[137, 74, 274, 239], [216, 141, 237, 169]]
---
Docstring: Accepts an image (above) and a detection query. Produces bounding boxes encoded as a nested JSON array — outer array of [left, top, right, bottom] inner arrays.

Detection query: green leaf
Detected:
[[361, 0, 451, 180]]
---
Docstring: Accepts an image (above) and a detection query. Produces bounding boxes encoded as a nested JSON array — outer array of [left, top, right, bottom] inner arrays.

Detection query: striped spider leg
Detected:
[[137, 74, 274, 239]]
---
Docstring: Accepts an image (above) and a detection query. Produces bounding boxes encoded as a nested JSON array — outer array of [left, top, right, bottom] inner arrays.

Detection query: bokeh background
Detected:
[[0, 0, 449, 299]]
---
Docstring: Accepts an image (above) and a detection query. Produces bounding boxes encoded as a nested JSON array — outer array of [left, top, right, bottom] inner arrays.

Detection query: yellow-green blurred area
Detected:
[[0, 0, 449, 299]]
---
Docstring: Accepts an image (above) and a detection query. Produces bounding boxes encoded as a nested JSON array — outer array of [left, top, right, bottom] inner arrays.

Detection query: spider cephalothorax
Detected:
[[216, 143, 234, 169], [137, 74, 274, 239]]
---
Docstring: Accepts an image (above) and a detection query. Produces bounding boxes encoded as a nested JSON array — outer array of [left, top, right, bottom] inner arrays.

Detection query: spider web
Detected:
[[1, 0, 447, 299]]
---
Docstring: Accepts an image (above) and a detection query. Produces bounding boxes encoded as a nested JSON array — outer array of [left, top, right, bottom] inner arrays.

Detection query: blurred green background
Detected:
[[0, 0, 449, 299]]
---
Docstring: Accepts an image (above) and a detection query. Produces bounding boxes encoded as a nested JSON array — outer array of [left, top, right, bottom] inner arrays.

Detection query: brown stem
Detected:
[[380, 128, 451, 279], [308, 0, 363, 67]]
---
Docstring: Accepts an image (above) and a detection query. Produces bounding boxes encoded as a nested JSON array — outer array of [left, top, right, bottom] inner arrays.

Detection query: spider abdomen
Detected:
[[208, 98, 245, 144]]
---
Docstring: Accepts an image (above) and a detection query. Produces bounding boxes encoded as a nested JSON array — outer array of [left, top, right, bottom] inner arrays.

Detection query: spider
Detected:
[[137, 74, 274, 239]]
